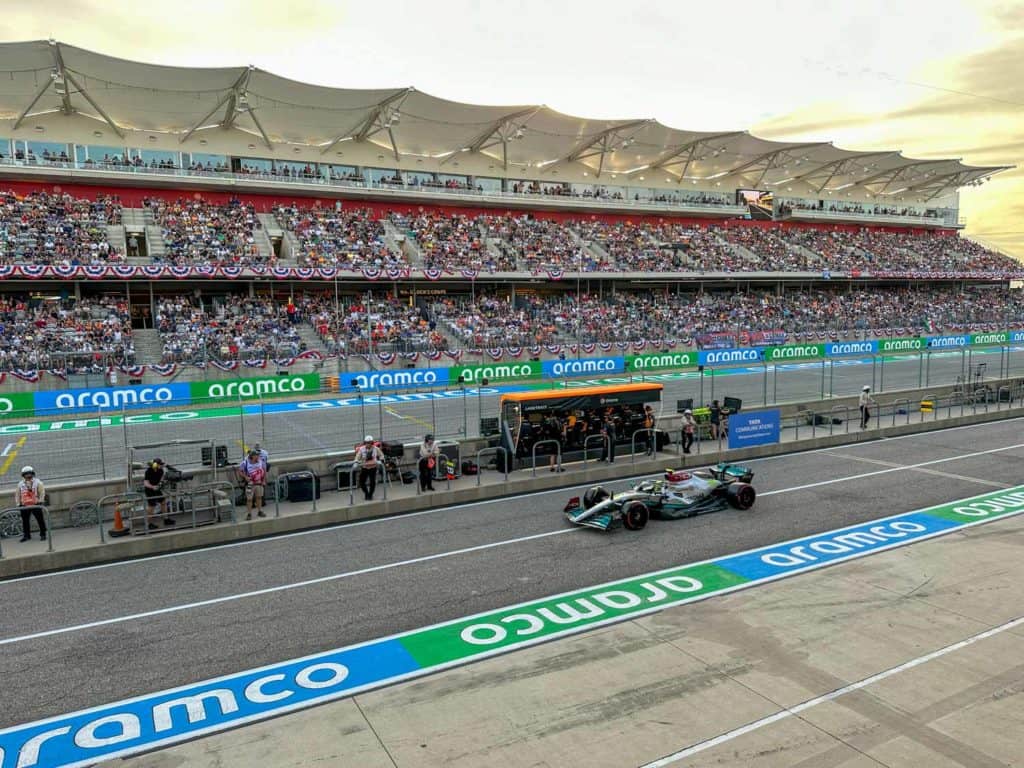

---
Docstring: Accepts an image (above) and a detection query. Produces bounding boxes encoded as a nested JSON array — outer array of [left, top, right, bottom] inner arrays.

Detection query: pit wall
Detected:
[[32, 376, 1016, 521]]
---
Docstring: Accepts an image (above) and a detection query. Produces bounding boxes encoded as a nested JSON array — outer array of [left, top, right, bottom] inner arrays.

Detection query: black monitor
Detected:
[[676, 398, 693, 413], [724, 396, 742, 413]]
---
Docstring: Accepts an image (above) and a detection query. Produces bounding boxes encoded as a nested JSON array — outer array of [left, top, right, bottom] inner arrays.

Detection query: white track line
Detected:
[[3, 438, 1024, 645], [3, 415, 1022, 586], [0, 527, 579, 646], [640, 614, 1024, 767]]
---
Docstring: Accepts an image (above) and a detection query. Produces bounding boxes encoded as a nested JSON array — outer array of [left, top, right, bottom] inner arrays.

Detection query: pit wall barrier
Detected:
[[18, 375, 1021, 528]]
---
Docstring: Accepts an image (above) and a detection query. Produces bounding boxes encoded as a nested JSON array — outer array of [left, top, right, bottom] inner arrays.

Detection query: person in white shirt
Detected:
[[354, 435, 385, 501], [418, 434, 440, 492], [14, 466, 46, 542], [859, 385, 876, 429]]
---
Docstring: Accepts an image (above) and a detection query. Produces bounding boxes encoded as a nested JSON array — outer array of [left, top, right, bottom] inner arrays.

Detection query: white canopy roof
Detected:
[[0, 40, 1010, 200]]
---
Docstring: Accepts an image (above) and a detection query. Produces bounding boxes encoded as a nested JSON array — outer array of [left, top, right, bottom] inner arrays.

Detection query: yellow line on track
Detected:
[[0, 436, 29, 476]]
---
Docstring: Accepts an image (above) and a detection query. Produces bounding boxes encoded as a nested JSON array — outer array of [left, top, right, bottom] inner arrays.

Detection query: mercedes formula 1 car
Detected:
[[563, 463, 757, 531]]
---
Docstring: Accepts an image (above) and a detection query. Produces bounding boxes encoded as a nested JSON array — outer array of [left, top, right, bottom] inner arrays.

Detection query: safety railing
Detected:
[[434, 439, 461, 491], [475, 447, 509, 486], [531, 439, 562, 477], [920, 393, 936, 422], [630, 428, 669, 465], [890, 399, 911, 426], [0, 505, 53, 557], [344, 464, 359, 508], [972, 388, 990, 413], [276, 469, 319, 513], [997, 385, 1012, 410], [829, 405, 850, 435], [190, 481, 237, 524], [96, 492, 145, 543], [582, 434, 608, 465]]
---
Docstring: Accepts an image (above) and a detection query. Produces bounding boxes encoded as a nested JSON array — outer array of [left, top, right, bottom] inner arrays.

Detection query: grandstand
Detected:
[[0, 40, 1016, 377]]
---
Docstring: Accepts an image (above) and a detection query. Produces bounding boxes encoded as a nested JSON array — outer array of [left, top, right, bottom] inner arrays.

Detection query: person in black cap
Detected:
[[143, 458, 175, 530], [418, 434, 440, 491]]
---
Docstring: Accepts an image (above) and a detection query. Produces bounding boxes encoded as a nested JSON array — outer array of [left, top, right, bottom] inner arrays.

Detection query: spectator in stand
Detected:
[[146, 197, 268, 268], [0, 190, 122, 265], [274, 204, 405, 271]]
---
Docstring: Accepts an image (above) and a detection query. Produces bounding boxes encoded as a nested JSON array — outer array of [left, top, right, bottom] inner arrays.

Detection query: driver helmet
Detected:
[[364, 435, 374, 443], [665, 470, 691, 483], [684, 409, 693, 415], [20, 466, 34, 477], [862, 385, 871, 391]]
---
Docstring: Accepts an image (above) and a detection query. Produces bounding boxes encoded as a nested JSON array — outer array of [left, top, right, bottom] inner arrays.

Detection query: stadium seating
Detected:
[[273, 205, 404, 270], [391, 212, 516, 272], [0, 296, 133, 371], [0, 190, 122, 265], [154, 296, 304, 363], [146, 197, 267, 267]]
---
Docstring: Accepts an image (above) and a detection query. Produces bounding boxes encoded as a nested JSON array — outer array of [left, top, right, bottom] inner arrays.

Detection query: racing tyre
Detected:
[[726, 482, 756, 510], [621, 500, 649, 531], [583, 486, 611, 509]]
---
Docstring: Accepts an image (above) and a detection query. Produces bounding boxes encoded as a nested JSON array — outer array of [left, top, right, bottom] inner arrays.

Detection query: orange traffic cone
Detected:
[[108, 502, 130, 538]]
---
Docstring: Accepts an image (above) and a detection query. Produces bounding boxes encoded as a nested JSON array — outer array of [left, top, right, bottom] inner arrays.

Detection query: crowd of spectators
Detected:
[[274, 204, 404, 270], [392, 212, 516, 272], [482, 215, 584, 273], [0, 295, 133, 371], [0, 190, 122, 265], [154, 296, 303, 363], [424, 286, 1024, 348], [779, 199, 942, 220], [301, 294, 446, 355], [146, 197, 269, 267]]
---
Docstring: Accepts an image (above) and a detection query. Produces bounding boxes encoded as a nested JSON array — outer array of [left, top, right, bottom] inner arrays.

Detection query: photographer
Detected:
[[14, 466, 46, 543], [238, 449, 268, 519], [417, 434, 440, 492], [354, 435, 385, 501], [143, 458, 176, 531]]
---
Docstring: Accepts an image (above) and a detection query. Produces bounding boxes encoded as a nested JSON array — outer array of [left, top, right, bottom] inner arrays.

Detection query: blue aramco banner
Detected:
[[541, 356, 625, 378], [728, 409, 781, 450]]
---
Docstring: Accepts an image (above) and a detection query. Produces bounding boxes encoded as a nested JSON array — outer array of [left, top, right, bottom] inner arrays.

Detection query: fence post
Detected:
[[238, 393, 246, 453], [98, 406, 107, 480]]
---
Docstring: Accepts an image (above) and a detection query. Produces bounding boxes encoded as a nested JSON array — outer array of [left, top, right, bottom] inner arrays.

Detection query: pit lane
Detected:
[[1, 416, 1023, 738]]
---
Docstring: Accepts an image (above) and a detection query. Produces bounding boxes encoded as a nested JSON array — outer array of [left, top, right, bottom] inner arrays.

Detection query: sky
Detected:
[[2, 0, 1022, 256]]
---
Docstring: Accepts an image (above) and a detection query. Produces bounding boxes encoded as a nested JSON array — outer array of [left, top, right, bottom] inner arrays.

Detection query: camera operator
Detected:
[[14, 466, 46, 542], [238, 449, 268, 519], [143, 458, 176, 531]]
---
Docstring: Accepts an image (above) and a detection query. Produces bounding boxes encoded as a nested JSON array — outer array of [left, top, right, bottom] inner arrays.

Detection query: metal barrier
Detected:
[[890, 399, 911, 426], [582, 434, 608, 465], [96, 492, 145, 543], [0, 505, 53, 554], [921, 393, 936, 423], [190, 481, 237, 524], [531, 439, 562, 477], [475, 447, 509, 487], [997, 386, 1011, 410], [829, 405, 850, 436], [434, 439, 462, 491], [630, 428, 668, 465], [277, 469, 319, 513], [973, 388, 989, 413]]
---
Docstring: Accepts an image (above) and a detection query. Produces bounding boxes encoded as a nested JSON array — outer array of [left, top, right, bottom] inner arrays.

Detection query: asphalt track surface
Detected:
[[2, 345, 1022, 487], [2, 416, 1024, 732]]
